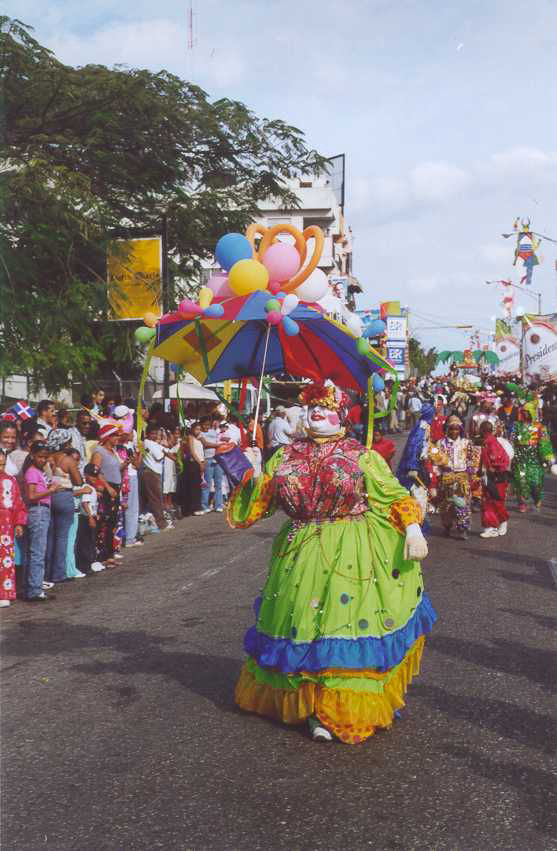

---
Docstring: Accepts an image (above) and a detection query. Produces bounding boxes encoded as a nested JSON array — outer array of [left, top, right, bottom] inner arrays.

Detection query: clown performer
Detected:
[[510, 403, 557, 512], [0, 449, 27, 607], [432, 415, 479, 540], [228, 382, 436, 745]]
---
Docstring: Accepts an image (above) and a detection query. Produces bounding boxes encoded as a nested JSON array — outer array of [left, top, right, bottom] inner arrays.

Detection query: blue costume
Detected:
[[396, 404, 435, 490]]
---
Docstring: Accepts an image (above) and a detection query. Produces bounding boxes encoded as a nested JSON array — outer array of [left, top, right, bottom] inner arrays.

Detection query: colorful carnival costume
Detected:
[[479, 434, 511, 538], [432, 416, 478, 538], [0, 471, 27, 603], [511, 412, 557, 510], [229, 383, 436, 745]]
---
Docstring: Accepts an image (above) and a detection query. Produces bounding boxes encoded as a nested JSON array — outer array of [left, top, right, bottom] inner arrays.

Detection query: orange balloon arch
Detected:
[[245, 223, 324, 294]]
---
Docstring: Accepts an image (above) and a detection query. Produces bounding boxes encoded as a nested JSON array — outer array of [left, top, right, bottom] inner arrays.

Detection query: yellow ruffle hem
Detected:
[[235, 636, 425, 744]]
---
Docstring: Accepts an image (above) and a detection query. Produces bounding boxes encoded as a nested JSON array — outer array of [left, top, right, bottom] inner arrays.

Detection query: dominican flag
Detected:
[[10, 401, 36, 421]]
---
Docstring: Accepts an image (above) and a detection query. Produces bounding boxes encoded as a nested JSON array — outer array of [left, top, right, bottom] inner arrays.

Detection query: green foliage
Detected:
[[409, 336, 438, 376], [0, 17, 326, 392]]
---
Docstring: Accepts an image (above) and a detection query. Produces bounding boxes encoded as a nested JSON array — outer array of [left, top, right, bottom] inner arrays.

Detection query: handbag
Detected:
[[215, 447, 253, 488]]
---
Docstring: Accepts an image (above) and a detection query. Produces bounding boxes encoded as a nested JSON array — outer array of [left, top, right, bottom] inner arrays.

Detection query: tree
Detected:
[[0, 17, 326, 392], [408, 337, 438, 376]]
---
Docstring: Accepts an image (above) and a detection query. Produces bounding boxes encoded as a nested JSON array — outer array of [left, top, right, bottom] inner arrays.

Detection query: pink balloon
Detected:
[[178, 299, 203, 316], [207, 274, 233, 301], [262, 243, 301, 283], [268, 280, 282, 295], [266, 311, 282, 326]]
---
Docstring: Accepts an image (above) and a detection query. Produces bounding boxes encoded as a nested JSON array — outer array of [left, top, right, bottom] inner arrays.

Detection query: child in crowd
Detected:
[[76, 463, 106, 574], [65, 448, 91, 579], [23, 442, 62, 601], [0, 449, 27, 607]]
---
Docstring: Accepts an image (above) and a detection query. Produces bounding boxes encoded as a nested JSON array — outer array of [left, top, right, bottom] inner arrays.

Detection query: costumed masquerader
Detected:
[[432, 415, 478, 540], [510, 403, 557, 512], [0, 449, 27, 607], [478, 422, 511, 538], [371, 427, 396, 469], [229, 382, 436, 745], [396, 403, 435, 522]]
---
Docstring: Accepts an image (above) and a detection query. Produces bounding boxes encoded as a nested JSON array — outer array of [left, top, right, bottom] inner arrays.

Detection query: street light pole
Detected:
[[161, 214, 170, 405]]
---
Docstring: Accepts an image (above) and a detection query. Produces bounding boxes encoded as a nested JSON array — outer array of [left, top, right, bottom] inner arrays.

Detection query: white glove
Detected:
[[404, 523, 428, 561], [551, 464, 557, 477]]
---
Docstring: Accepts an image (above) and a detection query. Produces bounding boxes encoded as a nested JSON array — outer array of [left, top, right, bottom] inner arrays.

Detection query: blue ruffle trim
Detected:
[[244, 593, 437, 673]]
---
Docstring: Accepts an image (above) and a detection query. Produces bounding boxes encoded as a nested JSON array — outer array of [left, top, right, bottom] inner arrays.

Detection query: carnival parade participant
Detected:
[[478, 422, 511, 538], [396, 403, 435, 520], [229, 382, 435, 745], [0, 449, 27, 607], [510, 404, 557, 512], [432, 415, 478, 540]]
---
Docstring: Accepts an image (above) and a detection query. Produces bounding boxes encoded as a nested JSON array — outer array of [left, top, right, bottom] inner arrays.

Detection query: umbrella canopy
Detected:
[[153, 290, 390, 393], [151, 382, 219, 401]]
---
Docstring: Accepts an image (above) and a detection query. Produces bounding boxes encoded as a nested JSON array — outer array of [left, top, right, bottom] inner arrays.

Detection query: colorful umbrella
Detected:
[[153, 290, 391, 393]]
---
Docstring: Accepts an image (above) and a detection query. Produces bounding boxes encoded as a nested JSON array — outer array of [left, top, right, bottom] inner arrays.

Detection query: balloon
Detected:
[[228, 259, 269, 296], [372, 374, 385, 392], [143, 312, 158, 328], [198, 286, 213, 309], [264, 298, 281, 313], [203, 303, 224, 318], [269, 280, 283, 295], [215, 233, 253, 271], [282, 316, 300, 336], [357, 338, 369, 356], [294, 268, 329, 303], [262, 243, 301, 283], [207, 274, 233, 301], [178, 299, 203, 316], [266, 310, 282, 326], [135, 326, 155, 343], [280, 293, 299, 316]]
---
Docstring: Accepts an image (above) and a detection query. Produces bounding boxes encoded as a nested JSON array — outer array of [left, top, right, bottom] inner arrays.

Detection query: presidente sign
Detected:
[[523, 314, 557, 382]]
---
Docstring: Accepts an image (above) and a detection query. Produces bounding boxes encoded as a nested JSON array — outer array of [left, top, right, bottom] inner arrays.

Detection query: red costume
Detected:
[[480, 436, 510, 530], [0, 472, 27, 601]]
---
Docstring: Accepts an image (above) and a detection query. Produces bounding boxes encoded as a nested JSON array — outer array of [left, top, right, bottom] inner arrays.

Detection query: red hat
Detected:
[[99, 423, 120, 442]]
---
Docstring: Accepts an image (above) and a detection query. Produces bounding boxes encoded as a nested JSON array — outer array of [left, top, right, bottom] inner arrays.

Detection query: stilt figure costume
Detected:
[[229, 383, 436, 744]]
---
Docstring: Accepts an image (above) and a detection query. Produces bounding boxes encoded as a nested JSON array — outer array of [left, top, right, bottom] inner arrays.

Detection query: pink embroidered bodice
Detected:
[[273, 438, 367, 521]]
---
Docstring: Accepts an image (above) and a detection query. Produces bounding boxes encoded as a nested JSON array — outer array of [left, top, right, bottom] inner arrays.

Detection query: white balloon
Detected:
[[280, 293, 299, 316], [295, 268, 329, 303]]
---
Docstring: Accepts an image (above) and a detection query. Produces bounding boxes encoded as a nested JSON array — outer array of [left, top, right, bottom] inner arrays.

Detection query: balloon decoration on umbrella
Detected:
[[142, 222, 396, 442]]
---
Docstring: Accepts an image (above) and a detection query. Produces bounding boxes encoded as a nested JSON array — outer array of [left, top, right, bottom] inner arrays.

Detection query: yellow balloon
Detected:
[[228, 259, 269, 296], [198, 286, 213, 309], [143, 312, 158, 328]]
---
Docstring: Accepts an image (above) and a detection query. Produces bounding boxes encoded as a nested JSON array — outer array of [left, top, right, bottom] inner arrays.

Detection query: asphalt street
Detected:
[[2, 466, 556, 850]]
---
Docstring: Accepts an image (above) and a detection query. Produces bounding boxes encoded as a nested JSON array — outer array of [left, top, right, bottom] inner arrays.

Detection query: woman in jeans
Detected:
[[23, 442, 63, 601], [91, 424, 127, 566], [46, 429, 84, 585]]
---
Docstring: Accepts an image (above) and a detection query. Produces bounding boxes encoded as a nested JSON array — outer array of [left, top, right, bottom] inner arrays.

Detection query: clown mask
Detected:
[[308, 405, 342, 437]]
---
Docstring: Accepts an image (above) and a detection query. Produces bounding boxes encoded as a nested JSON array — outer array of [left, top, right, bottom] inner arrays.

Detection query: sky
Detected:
[[6, 0, 557, 350]]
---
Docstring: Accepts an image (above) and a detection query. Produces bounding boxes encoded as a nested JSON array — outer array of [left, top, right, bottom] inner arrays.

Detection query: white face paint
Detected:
[[308, 405, 342, 436]]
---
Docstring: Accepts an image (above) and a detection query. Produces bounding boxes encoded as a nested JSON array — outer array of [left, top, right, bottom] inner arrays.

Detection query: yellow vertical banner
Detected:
[[107, 237, 162, 320], [223, 380, 232, 403]]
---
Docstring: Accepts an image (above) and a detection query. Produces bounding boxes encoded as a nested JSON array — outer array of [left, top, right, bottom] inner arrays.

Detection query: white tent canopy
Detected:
[[152, 381, 219, 401]]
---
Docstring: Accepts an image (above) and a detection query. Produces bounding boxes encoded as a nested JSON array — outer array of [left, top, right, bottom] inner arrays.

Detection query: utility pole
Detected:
[[161, 214, 170, 404]]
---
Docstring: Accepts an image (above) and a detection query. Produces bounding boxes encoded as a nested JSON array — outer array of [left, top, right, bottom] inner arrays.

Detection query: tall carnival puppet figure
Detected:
[[396, 403, 435, 522], [229, 382, 436, 744], [511, 403, 557, 511]]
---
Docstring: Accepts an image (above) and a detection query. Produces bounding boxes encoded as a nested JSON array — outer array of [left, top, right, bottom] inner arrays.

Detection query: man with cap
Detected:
[[266, 407, 294, 460]]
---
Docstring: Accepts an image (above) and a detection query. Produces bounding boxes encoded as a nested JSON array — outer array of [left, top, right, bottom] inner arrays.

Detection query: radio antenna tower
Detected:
[[186, 1, 196, 81]]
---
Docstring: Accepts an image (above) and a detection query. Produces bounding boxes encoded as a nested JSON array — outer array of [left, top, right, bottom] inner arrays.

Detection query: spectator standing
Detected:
[[178, 424, 205, 516], [198, 417, 224, 513], [75, 463, 106, 574], [46, 429, 84, 585], [0, 449, 27, 607], [23, 442, 62, 601], [69, 410, 92, 472], [0, 422, 19, 476], [35, 400, 57, 438], [266, 407, 293, 460], [407, 392, 423, 429], [141, 424, 174, 531], [64, 448, 90, 579], [91, 424, 125, 565]]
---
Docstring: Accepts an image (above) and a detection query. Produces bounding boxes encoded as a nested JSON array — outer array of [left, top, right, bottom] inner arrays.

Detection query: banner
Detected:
[[380, 301, 401, 320], [107, 237, 162, 321], [493, 336, 521, 374], [522, 313, 557, 382]]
